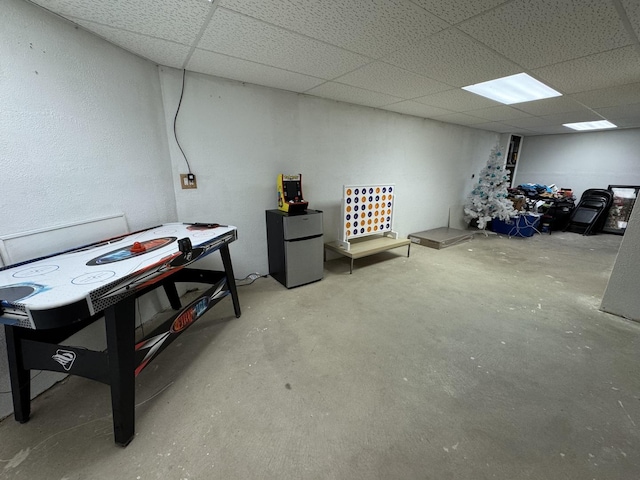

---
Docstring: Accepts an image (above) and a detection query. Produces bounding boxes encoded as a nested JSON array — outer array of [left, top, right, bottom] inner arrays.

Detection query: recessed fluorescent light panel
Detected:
[[563, 120, 617, 131], [462, 73, 562, 105]]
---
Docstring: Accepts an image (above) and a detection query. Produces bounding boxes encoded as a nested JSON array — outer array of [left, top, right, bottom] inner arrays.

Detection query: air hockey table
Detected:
[[0, 222, 241, 446]]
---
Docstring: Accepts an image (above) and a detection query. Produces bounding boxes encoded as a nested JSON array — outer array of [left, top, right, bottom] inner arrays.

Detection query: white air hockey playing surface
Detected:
[[0, 223, 236, 329]]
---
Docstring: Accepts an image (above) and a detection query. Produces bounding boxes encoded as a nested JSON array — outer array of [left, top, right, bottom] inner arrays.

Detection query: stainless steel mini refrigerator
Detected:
[[266, 209, 323, 288]]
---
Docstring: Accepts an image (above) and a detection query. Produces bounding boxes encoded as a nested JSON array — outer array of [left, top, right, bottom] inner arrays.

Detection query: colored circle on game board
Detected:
[[347, 189, 352, 196], [346, 206, 351, 212], [346, 222, 351, 228], [87, 237, 176, 266]]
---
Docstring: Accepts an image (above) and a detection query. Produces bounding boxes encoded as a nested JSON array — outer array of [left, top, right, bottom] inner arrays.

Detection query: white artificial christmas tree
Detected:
[[464, 144, 517, 229]]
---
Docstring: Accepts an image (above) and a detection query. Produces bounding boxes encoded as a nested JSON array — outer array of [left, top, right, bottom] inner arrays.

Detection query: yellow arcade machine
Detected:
[[277, 173, 309, 214]]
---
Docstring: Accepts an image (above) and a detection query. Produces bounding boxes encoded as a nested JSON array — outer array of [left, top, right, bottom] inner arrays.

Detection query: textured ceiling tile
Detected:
[[305, 82, 404, 108], [198, 8, 369, 79], [381, 101, 455, 118], [539, 111, 604, 124], [524, 125, 577, 135], [383, 28, 521, 86], [620, 0, 640, 38], [431, 112, 488, 125], [413, 88, 501, 111], [219, 0, 448, 58], [512, 96, 589, 116], [467, 105, 534, 121], [472, 122, 519, 133], [504, 116, 560, 129], [610, 118, 640, 128], [459, 0, 633, 69], [30, 0, 210, 44], [334, 62, 450, 99], [408, 0, 510, 24], [187, 50, 325, 93], [571, 83, 640, 108], [594, 104, 640, 120], [71, 19, 191, 68], [533, 46, 640, 93]]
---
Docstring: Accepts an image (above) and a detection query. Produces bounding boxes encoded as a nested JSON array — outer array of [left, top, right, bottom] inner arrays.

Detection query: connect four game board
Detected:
[[341, 184, 397, 246]]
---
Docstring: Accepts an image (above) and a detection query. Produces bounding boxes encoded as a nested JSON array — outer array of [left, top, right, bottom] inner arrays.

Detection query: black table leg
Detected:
[[220, 244, 241, 318], [4, 325, 30, 423], [104, 296, 136, 447], [163, 282, 182, 310]]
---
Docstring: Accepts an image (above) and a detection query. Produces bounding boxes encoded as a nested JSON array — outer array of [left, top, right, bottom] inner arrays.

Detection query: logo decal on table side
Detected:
[[134, 282, 229, 376], [170, 296, 210, 333], [52, 349, 76, 371]]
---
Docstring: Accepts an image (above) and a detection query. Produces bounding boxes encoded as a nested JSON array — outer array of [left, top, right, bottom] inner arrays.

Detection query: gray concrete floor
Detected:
[[1, 231, 639, 480]]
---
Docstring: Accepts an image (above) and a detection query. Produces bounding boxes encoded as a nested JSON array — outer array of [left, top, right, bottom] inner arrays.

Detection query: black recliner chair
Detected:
[[565, 189, 613, 235]]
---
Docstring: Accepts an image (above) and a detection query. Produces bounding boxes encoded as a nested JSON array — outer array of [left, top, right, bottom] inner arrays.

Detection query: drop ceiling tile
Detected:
[[383, 28, 521, 87], [414, 89, 501, 111], [621, 0, 640, 38], [305, 82, 403, 108], [610, 118, 640, 129], [533, 46, 640, 93], [468, 105, 533, 121], [198, 8, 369, 79], [472, 122, 519, 133], [512, 96, 589, 116], [459, 0, 633, 69], [524, 125, 577, 135], [503, 117, 561, 129], [541, 111, 604, 124], [431, 112, 488, 125], [408, 0, 510, 25], [219, 0, 448, 58], [571, 82, 640, 108], [334, 62, 450, 99], [505, 110, 602, 129], [381, 101, 455, 118], [187, 49, 325, 93], [594, 104, 640, 120], [30, 0, 211, 44], [71, 19, 191, 68]]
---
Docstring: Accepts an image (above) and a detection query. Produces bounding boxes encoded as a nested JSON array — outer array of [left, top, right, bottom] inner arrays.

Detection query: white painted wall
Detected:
[[513, 129, 640, 201], [0, 0, 177, 418], [159, 68, 498, 276]]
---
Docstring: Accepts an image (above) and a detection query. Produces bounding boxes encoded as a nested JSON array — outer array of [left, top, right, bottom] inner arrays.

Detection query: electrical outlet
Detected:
[[180, 174, 197, 189]]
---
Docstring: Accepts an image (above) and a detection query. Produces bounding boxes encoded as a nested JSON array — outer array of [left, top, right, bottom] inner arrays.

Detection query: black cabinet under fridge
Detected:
[[266, 209, 324, 288]]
